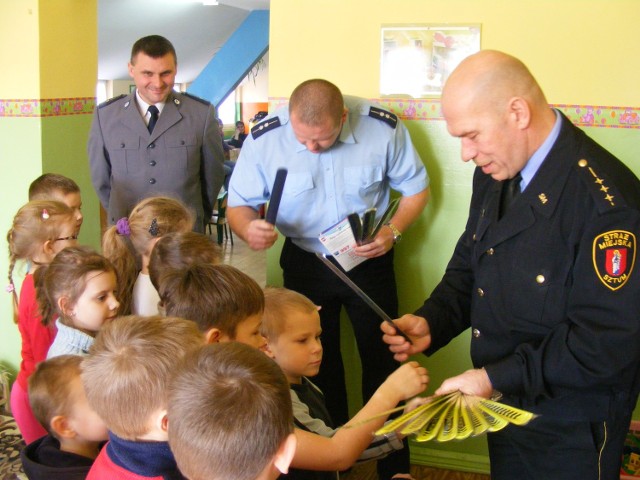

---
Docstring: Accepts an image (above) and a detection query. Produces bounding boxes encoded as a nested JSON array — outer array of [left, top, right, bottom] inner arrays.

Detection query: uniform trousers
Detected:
[[487, 393, 635, 480], [281, 239, 409, 479]]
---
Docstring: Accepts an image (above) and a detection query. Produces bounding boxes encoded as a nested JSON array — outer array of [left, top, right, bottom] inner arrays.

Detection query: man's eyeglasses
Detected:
[[54, 234, 79, 242]]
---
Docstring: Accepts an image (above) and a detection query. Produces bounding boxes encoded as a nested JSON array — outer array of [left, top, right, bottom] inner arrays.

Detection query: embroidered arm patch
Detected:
[[592, 230, 636, 290]]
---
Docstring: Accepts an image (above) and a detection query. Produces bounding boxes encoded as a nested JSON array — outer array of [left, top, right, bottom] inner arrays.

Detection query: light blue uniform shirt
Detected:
[[520, 109, 562, 191], [228, 96, 429, 252]]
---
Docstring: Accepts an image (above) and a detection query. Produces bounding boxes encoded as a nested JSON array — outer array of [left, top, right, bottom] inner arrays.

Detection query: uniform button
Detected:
[[180, 140, 185, 145], [120, 143, 125, 148], [487, 248, 494, 255], [536, 275, 545, 284], [148, 143, 155, 149], [472, 328, 481, 338], [472, 234, 477, 241], [149, 178, 156, 184], [149, 160, 156, 166], [477, 288, 485, 297], [481, 209, 486, 217]]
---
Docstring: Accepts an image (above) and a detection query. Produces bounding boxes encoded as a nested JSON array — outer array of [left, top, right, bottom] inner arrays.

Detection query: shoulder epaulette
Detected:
[[251, 117, 282, 139], [575, 158, 626, 213], [180, 92, 211, 105], [98, 94, 126, 109], [368, 106, 398, 129]]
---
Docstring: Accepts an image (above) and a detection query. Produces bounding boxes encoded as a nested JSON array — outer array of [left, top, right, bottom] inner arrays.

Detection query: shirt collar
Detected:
[[290, 108, 355, 154], [135, 90, 166, 118], [520, 109, 561, 191], [106, 431, 183, 479], [338, 110, 356, 145]]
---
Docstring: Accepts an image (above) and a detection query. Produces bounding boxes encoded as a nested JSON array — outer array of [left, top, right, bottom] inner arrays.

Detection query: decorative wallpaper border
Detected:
[[270, 97, 640, 129], [0, 98, 96, 117]]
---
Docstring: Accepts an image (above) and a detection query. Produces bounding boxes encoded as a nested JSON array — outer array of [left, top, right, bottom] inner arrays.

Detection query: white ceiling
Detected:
[[98, 0, 270, 82]]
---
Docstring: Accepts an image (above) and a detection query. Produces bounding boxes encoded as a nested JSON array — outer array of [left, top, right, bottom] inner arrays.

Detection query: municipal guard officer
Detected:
[[228, 79, 429, 479], [382, 50, 640, 480], [88, 35, 224, 233]]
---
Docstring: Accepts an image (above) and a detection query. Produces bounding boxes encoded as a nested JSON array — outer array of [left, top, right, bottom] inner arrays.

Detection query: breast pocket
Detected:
[[166, 134, 198, 174], [284, 171, 315, 198], [107, 136, 142, 176], [344, 165, 384, 204], [504, 240, 572, 331]]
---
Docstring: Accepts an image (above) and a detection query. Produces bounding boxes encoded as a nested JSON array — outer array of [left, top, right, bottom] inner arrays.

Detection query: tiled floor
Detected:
[[216, 233, 267, 287]]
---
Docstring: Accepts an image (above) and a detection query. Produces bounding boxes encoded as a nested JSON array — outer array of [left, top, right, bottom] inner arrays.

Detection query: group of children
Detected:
[[8, 173, 429, 480]]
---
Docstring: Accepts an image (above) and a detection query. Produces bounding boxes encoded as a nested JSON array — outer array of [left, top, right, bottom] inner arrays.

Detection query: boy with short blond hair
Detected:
[[262, 287, 428, 479], [82, 315, 203, 480], [168, 342, 297, 480], [21, 355, 107, 480], [28, 173, 83, 229], [158, 263, 266, 350]]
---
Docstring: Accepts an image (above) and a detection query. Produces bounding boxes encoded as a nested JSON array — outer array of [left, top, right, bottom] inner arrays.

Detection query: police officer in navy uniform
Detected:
[[228, 79, 429, 479], [88, 35, 224, 233], [383, 50, 640, 480]]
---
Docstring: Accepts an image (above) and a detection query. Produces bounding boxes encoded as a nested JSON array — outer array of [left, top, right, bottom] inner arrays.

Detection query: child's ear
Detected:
[[204, 328, 222, 344], [273, 433, 297, 474], [158, 410, 169, 433], [57, 296, 73, 318], [42, 239, 56, 258], [50, 415, 76, 439], [262, 342, 276, 359]]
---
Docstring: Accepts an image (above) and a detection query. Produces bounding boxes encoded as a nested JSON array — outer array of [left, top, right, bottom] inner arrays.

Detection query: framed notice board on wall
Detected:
[[380, 24, 481, 98]]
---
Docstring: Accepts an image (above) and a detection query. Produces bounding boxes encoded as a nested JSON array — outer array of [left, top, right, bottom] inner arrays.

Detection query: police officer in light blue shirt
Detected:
[[228, 79, 429, 479]]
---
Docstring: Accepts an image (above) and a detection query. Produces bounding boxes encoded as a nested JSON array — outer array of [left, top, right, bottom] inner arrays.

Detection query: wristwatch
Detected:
[[385, 222, 402, 244]]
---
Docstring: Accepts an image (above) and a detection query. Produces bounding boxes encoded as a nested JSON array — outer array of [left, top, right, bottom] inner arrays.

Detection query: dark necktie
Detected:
[[499, 173, 522, 218], [147, 105, 159, 134]]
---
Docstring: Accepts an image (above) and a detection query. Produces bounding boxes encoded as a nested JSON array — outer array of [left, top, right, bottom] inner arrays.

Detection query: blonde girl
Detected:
[[35, 245, 120, 359], [102, 196, 194, 316], [7, 200, 78, 443]]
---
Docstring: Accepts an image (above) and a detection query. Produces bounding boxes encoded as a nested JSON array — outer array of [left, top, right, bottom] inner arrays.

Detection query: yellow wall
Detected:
[[39, 0, 97, 97], [269, 0, 640, 473], [0, 1, 40, 96], [270, 0, 640, 105]]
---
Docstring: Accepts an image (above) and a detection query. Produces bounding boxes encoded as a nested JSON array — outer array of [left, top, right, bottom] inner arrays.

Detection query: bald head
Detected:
[[289, 79, 345, 127], [442, 50, 548, 118], [440, 51, 556, 181]]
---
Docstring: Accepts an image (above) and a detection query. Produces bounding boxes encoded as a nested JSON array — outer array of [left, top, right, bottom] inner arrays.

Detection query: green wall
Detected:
[[0, 114, 97, 377], [41, 115, 101, 251]]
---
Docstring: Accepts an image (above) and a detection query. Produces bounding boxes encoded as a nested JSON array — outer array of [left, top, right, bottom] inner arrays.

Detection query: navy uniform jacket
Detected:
[[418, 113, 640, 420], [88, 91, 225, 231]]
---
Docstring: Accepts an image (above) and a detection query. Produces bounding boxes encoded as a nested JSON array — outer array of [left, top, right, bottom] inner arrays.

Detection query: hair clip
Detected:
[[6, 283, 15, 293], [116, 217, 131, 236], [41, 209, 50, 220], [148, 218, 160, 237]]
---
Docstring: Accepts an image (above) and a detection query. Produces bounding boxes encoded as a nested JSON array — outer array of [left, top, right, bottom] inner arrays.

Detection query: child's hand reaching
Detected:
[[393, 396, 429, 440], [402, 396, 429, 415], [379, 361, 429, 402]]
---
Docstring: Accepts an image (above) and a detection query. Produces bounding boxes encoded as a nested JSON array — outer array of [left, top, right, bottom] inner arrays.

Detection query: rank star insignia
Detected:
[[592, 230, 636, 290]]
